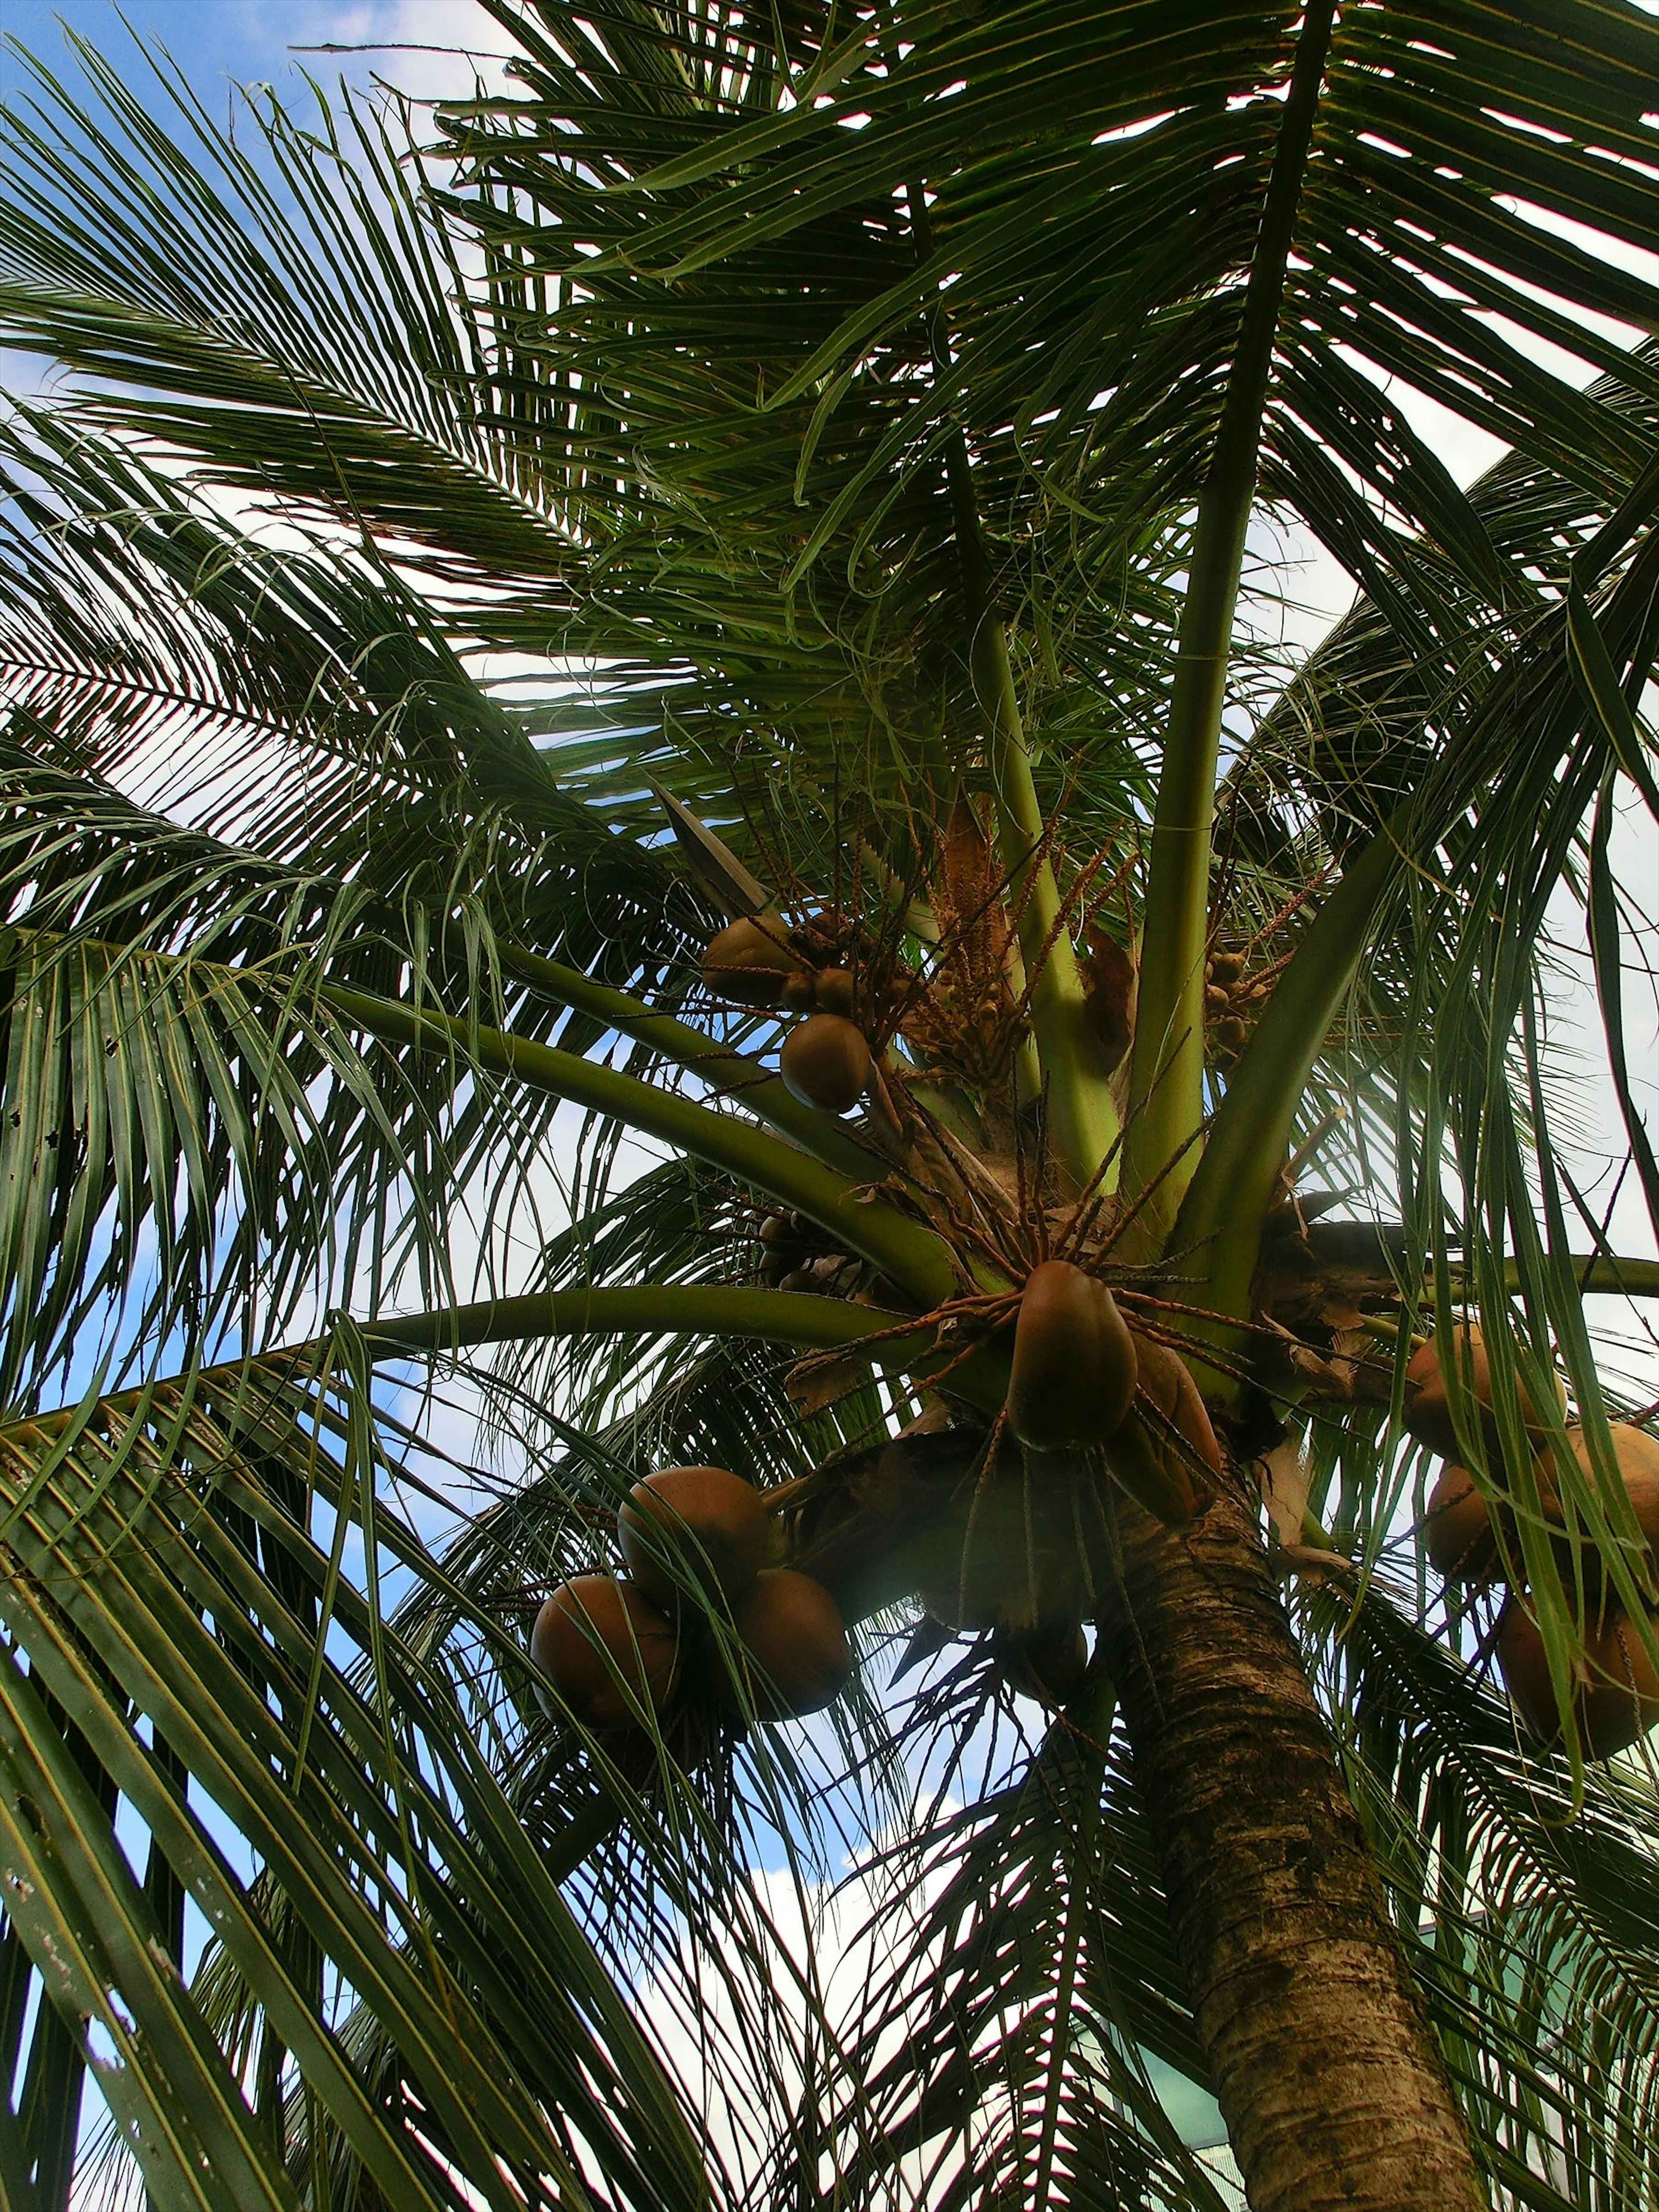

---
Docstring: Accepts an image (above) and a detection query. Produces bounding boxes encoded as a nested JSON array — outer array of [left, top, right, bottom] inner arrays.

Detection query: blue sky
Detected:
[[0, 0, 504, 109]]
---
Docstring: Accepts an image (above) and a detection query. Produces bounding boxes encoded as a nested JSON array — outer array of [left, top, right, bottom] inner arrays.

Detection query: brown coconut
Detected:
[[618, 1465, 773, 1611], [1421, 1463, 1504, 1585], [530, 1575, 679, 1731], [779, 1012, 871, 1112], [993, 1619, 1090, 1707], [812, 966, 858, 1018], [1540, 1424, 1659, 1557], [1497, 1595, 1659, 1759], [724, 1568, 852, 1718], [1096, 1331, 1216, 1526], [1007, 1260, 1138, 1452], [1403, 1325, 1563, 1459], [701, 916, 806, 1007]]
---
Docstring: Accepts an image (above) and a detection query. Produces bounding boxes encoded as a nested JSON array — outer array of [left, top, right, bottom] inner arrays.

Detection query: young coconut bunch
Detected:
[[1410, 1352, 1659, 1754], [533, 1463, 850, 1732]]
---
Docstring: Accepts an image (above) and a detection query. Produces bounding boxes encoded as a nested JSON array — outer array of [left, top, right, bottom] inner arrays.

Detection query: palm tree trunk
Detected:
[[1098, 1479, 1487, 2212]]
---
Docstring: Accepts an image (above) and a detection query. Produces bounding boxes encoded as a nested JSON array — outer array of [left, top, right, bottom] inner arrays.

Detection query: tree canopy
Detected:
[[0, 3, 1657, 2206]]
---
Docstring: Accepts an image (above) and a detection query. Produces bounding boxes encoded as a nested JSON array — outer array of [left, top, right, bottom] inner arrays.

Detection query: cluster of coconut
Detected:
[[757, 1209, 862, 1297], [1205, 946, 1268, 1060], [702, 916, 873, 1113], [1412, 1326, 1659, 1758], [914, 1259, 1223, 1707], [529, 1466, 852, 1734]]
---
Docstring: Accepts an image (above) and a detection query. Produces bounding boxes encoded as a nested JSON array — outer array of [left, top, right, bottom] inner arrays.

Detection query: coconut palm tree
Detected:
[[1, 1, 1659, 2204]]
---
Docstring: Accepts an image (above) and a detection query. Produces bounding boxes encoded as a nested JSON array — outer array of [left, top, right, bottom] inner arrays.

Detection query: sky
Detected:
[[0, 0, 511, 108]]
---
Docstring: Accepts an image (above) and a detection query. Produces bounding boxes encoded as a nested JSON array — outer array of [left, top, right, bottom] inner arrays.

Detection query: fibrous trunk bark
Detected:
[[1098, 1480, 1487, 2212]]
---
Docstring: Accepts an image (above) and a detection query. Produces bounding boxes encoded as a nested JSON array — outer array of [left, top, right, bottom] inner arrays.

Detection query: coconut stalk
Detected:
[[953, 480, 1122, 1193], [316, 979, 962, 1310], [494, 937, 879, 1179], [1173, 830, 1397, 1383]]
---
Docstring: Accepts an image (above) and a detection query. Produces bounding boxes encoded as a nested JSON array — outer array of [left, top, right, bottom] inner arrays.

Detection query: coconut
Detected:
[[618, 1465, 773, 1611], [1096, 1331, 1214, 1526], [701, 916, 805, 1007], [1541, 1424, 1659, 1555], [1007, 1260, 1138, 1452], [779, 1012, 871, 1112], [813, 966, 858, 1018], [1497, 1595, 1659, 1759], [1403, 1324, 1563, 1459], [529, 1575, 679, 1730], [993, 1618, 1090, 1707], [722, 1568, 852, 1718], [1421, 1463, 1503, 1584], [1580, 1609, 1659, 1757]]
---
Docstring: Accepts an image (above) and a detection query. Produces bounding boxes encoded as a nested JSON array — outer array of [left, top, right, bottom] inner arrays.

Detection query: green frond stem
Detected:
[[28, 1292, 1008, 1455], [1470, 1255, 1659, 1304], [493, 938, 877, 1179], [907, 171, 1116, 1189], [361, 1285, 1008, 1409], [317, 981, 962, 1309], [1170, 831, 1395, 1389], [949, 444, 1120, 1190], [1124, 0, 1338, 1227]]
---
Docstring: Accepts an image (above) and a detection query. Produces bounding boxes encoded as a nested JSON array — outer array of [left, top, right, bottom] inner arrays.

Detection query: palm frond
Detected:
[[0, 1343, 727, 2210]]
